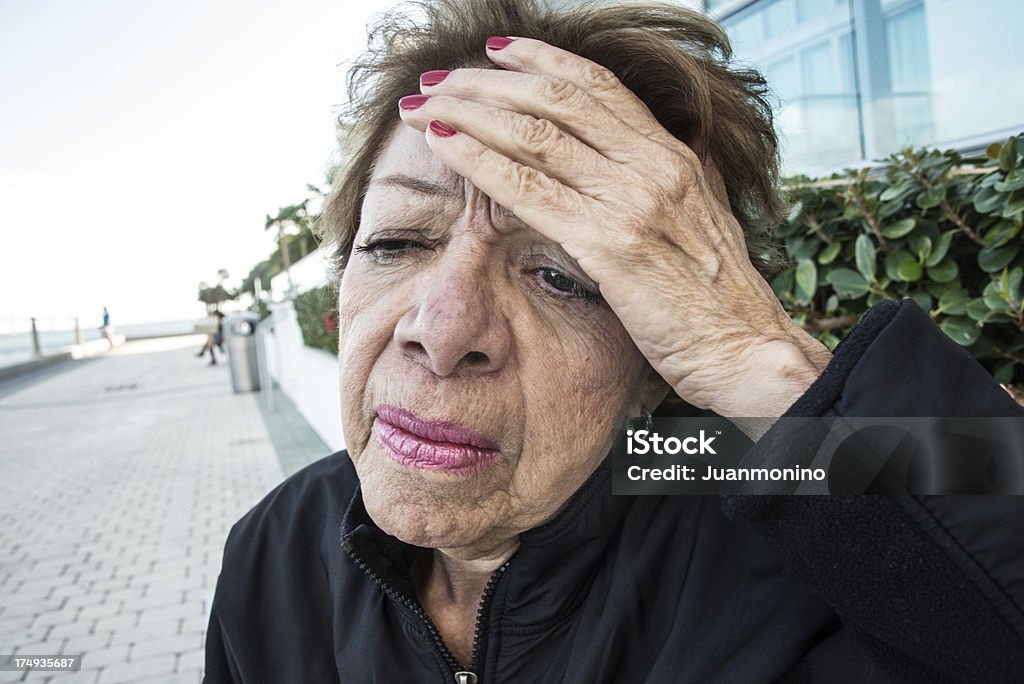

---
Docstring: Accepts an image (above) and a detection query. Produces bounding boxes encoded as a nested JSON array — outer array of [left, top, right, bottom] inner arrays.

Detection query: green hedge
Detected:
[[293, 284, 339, 355], [774, 134, 1024, 401]]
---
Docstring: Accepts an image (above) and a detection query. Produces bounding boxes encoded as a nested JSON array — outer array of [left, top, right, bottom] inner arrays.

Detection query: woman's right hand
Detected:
[[399, 36, 832, 426]]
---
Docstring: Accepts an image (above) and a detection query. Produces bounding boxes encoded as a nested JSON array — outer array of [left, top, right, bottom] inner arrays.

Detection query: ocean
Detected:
[[0, 320, 200, 369]]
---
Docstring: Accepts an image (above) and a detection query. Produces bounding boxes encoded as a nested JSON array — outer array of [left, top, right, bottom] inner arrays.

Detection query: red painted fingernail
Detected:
[[486, 36, 515, 51], [399, 94, 430, 111], [428, 120, 457, 138], [420, 70, 450, 87]]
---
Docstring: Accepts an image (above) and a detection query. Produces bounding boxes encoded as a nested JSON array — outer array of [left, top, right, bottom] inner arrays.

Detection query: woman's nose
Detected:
[[393, 265, 511, 378]]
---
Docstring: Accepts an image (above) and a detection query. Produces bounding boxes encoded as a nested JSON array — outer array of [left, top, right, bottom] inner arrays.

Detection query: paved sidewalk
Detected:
[[0, 336, 295, 683]]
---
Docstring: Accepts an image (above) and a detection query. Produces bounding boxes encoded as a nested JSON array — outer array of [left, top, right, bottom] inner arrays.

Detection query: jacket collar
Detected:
[[339, 458, 626, 625]]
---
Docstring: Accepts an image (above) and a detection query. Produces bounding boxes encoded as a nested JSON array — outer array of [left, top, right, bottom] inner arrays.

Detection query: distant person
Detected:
[[100, 306, 114, 348], [197, 311, 225, 365]]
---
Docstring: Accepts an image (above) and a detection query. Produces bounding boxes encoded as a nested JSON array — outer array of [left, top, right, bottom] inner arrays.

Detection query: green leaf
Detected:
[[788, 236, 819, 261], [881, 218, 916, 238], [986, 142, 1002, 160], [981, 171, 1003, 189], [880, 180, 914, 202], [974, 186, 1004, 214], [999, 136, 1017, 172], [937, 289, 970, 316], [928, 258, 959, 283], [993, 360, 1015, 385], [927, 280, 962, 298], [819, 332, 841, 351], [940, 317, 981, 347], [908, 234, 932, 262], [825, 293, 839, 314], [826, 268, 870, 298], [982, 281, 1012, 312], [796, 259, 817, 300], [907, 291, 932, 312], [885, 249, 922, 282], [1008, 266, 1023, 306], [818, 241, 842, 265], [1002, 191, 1024, 218], [916, 185, 946, 209], [967, 335, 996, 357], [977, 244, 1019, 272], [983, 222, 1016, 249], [878, 199, 904, 219], [966, 297, 992, 322], [897, 260, 922, 281], [925, 230, 955, 267], [771, 268, 795, 301], [994, 169, 1024, 192], [855, 234, 876, 282]]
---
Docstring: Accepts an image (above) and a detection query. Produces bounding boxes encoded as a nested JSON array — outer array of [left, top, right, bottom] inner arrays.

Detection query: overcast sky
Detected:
[[0, 0, 401, 329]]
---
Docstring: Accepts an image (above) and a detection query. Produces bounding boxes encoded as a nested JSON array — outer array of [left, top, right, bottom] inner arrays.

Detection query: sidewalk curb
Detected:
[[0, 352, 74, 381]]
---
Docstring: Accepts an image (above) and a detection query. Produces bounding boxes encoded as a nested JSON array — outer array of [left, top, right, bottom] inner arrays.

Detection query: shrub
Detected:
[[293, 284, 339, 355], [774, 134, 1024, 402]]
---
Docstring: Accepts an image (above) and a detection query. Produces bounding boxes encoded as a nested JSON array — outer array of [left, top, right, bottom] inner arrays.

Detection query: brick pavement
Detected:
[[0, 336, 292, 683]]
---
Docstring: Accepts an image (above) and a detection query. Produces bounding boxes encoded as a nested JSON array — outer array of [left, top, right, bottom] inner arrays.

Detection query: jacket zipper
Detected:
[[343, 542, 465, 677], [343, 538, 512, 684], [465, 559, 512, 682]]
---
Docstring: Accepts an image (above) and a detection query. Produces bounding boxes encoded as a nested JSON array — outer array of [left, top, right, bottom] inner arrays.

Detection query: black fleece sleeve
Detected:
[[722, 299, 1024, 683], [203, 604, 242, 683]]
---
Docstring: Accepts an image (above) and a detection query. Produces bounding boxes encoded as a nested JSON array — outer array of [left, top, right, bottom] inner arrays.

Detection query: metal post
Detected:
[[74, 317, 84, 346], [851, 0, 892, 158], [256, 324, 274, 412], [30, 318, 42, 357]]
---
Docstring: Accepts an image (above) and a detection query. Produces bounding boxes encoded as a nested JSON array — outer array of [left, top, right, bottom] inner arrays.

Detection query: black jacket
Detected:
[[204, 300, 1024, 683]]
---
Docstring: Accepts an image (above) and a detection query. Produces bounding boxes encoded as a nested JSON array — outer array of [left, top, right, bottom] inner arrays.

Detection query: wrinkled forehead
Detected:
[[364, 123, 523, 228], [371, 124, 454, 186]]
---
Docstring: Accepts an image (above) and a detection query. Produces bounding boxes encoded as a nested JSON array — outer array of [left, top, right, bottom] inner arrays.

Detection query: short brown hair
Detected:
[[320, 0, 785, 278]]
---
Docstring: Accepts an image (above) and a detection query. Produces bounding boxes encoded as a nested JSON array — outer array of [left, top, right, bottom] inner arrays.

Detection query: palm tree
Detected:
[[264, 202, 312, 297]]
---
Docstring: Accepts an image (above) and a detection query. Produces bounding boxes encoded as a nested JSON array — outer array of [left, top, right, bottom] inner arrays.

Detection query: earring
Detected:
[[629, 409, 653, 433]]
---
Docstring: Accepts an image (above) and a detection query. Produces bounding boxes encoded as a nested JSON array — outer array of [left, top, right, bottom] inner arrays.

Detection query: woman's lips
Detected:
[[374, 404, 501, 474]]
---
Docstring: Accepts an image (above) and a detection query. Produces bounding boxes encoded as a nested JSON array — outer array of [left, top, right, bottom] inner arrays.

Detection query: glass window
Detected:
[[885, 5, 930, 92], [764, 0, 796, 38], [726, 12, 762, 52], [717, 0, 1024, 173], [800, 40, 835, 95], [722, 0, 859, 174], [796, 0, 829, 23], [765, 56, 798, 100]]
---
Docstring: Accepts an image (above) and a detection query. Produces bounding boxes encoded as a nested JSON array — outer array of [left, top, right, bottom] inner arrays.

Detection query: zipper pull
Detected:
[[454, 672, 478, 684]]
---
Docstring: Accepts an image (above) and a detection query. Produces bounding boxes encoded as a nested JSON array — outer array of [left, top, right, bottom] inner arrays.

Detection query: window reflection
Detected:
[[715, 0, 1024, 174]]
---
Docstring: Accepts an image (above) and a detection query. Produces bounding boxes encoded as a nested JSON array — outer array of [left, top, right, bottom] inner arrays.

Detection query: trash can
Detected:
[[224, 312, 261, 393]]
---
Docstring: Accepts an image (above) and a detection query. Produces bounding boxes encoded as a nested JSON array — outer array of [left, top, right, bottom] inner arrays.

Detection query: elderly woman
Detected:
[[205, 1, 1024, 682]]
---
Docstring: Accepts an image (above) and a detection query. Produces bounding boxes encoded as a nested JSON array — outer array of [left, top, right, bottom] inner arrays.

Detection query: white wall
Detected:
[[269, 248, 334, 301], [262, 250, 345, 452]]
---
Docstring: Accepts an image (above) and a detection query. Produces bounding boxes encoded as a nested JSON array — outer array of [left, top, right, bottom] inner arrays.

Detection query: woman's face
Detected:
[[338, 124, 658, 558]]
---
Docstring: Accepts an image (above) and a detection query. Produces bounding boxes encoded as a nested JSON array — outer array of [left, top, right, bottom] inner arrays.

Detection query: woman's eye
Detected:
[[536, 268, 603, 304], [353, 239, 422, 262]]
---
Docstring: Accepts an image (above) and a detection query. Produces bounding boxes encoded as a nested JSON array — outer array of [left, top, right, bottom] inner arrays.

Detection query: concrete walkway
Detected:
[[0, 335, 325, 683]]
